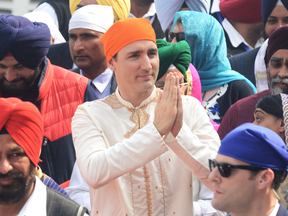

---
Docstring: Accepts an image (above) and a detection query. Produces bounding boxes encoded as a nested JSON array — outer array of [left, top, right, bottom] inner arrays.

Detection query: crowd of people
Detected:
[[1, 0, 288, 215]]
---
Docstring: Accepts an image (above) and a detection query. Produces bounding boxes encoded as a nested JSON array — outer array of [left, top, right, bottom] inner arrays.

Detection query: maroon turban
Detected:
[[0, 98, 43, 167], [220, 0, 262, 24], [266, 26, 288, 64]]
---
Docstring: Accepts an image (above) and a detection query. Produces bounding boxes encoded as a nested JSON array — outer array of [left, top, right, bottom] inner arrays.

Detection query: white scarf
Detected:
[[255, 39, 269, 92]]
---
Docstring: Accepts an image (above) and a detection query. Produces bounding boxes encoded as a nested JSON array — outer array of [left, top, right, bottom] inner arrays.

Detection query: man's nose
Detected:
[[73, 39, 84, 52], [278, 65, 288, 78], [4, 70, 18, 82], [140, 55, 153, 71], [208, 166, 222, 184], [0, 159, 13, 175]]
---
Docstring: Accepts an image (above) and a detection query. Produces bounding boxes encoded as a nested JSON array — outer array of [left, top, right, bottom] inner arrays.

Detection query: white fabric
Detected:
[[129, 3, 157, 23], [33, 2, 58, 29], [210, 0, 220, 14], [80, 67, 113, 99], [17, 177, 47, 216], [155, 0, 210, 32], [23, 11, 65, 44], [169, 64, 176, 70], [69, 5, 114, 33], [72, 86, 220, 216], [277, 0, 284, 6], [269, 201, 280, 216], [254, 39, 269, 92], [67, 163, 221, 215]]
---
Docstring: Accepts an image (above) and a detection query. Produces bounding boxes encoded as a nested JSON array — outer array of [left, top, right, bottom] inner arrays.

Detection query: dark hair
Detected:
[[249, 169, 286, 190], [255, 94, 283, 119], [181, 2, 188, 8], [113, 53, 118, 61]]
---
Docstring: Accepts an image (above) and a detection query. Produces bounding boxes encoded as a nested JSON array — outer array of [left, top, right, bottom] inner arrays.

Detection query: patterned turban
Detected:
[[69, 0, 130, 21], [266, 26, 288, 64], [220, 0, 262, 24], [101, 18, 156, 62], [262, 0, 288, 27], [219, 123, 288, 171], [157, 39, 191, 80], [0, 98, 44, 167], [0, 15, 51, 70]]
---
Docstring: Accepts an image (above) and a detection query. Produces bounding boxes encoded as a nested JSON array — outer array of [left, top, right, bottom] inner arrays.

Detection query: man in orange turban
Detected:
[[0, 98, 89, 216], [72, 18, 220, 216]]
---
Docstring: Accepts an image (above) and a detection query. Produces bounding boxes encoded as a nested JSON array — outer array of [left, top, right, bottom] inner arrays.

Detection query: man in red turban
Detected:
[[0, 98, 89, 216]]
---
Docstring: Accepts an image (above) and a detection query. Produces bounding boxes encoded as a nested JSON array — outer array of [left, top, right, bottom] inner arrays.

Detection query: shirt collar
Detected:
[[115, 86, 158, 109], [80, 67, 113, 93], [210, 0, 220, 14], [128, 3, 156, 20], [269, 201, 280, 216], [17, 177, 47, 216], [222, 18, 252, 49]]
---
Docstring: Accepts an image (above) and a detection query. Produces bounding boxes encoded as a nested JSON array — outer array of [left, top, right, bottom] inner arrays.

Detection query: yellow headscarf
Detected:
[[69, 0, 130, 21]]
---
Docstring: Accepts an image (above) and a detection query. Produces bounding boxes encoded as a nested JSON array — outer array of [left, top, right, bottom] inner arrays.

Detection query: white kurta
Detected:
[[72, 87, 220, 216]]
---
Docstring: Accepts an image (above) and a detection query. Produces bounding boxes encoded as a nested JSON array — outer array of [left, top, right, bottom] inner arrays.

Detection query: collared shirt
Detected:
[[269, 201, 280, 216], [17, 177, 89, 216], [80, 67, 113, 99], [72, 86, 220, 215], [18, 177, 47, 216], [129, 3, 156, 23]]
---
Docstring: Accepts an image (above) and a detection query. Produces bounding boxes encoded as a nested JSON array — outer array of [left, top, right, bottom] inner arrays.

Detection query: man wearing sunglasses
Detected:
[[209, 123, 288, 216]]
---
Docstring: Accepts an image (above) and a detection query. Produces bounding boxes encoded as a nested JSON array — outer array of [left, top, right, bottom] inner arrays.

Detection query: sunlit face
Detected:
[[108, 40, 159, 99], [0, 56, 38, 97], [0, 134, 36, 205], [268, 49, 288, 94], [208, 154, 259, 214], [155, 68, 187, 95], [171, 24, 185, 44], [265, 6, 288, 38], [69, 28, 106, 71], [253, 108, 283, 137]]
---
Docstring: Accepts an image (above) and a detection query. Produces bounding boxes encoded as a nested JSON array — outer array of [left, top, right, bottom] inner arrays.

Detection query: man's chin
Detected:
[[271, 85, 288, 95]]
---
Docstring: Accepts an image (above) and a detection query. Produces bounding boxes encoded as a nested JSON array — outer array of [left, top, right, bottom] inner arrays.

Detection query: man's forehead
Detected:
[[119, 40, 157, 53], [69, 28, 103, 35], [0, 134, 22, 150], [0, 56, 21, 66], [216, 154, 251, 166], [270, 49, 288, 60]]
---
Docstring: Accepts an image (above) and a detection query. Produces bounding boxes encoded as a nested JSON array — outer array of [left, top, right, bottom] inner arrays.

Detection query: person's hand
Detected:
[[171, 74, 183, 137], [154, 73, 178, 136]]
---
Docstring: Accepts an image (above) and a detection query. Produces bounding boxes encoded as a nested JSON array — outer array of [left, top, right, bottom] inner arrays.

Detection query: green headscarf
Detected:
[[157, 39, 191, 80]]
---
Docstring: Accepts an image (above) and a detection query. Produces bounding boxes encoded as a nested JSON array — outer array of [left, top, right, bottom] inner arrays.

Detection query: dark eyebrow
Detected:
[[148, 48, 158, 53], [127, 50, 143, 56], [9, 146, 24, 153], [268, 16, 278, 19], [79, 33, 97, 37], [270, 57, 283, 62], [76, 4, 84, 9], [254, 110, 265, 115]]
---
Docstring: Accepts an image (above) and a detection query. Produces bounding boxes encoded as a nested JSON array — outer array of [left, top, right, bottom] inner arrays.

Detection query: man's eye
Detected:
[[267, 19, 277, 24], [149, 52, 157, 57]]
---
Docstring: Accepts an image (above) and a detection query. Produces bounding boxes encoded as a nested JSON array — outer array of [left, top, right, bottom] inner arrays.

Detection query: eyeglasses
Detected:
[[169, 32, 185, 42], [209, 159, 265, 178]]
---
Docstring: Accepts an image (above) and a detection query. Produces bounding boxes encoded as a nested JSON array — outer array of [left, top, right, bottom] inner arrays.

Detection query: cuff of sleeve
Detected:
[[193, 201, 202, 216]]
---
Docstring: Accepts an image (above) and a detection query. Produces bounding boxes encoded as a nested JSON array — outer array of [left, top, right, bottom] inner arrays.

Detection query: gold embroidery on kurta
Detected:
[[143, 165, 153, 216], [158, 157, 166, 215], [129, 173, 136, 216]]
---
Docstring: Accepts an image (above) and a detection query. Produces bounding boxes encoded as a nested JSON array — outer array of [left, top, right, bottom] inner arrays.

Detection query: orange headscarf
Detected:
[[0, 98, 43, 167], [101, 18, 156, 62]]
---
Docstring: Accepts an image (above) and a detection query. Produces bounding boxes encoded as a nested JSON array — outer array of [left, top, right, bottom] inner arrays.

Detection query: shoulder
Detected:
[[46, 187, 89, 216]]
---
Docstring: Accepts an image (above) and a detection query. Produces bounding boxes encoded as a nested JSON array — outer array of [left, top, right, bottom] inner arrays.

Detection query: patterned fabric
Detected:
[[203, 84, 228, 124], [171, 11, 257, 93]]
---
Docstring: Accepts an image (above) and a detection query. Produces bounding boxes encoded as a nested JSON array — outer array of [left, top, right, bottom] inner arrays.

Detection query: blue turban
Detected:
[[0, 15, 51, 70], [219, 123, 288, 171], [170, 11, 257, 93], [262, 0, 288, 27]]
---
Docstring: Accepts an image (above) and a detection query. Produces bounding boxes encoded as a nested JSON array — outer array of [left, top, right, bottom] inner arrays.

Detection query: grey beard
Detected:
[[268, 68, 288, 95]]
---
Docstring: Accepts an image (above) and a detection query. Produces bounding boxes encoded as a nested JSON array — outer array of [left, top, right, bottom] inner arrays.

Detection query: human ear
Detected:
[[108, 58, 116, 72], [258, 169, 274, 190]]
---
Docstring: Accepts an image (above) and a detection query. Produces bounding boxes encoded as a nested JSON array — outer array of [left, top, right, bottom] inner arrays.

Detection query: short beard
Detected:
[[267, 67, 288, 95], [0, 67, 40, 98], [0, 164, 36, 205]]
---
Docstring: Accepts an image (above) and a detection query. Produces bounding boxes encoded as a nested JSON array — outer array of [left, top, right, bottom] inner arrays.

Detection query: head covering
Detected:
[[262, 0, 288, 27], [0, 98, 43, 167], [155, 0, 210, 32], [69, 0, 130, 21], [171, 11, 257, 93], [23, 11, 65, 44], [101, 18, 156, 62], [0, 15, 51, 70], [266, 26, 288, 64], [220, 0, 262, 24], [219, 123, 288, 171], [69, 5, 114, 33], [156, 39, 191, 80]]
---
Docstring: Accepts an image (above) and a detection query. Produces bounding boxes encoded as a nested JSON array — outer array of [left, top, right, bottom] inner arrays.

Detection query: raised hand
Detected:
[[154, 73, 178, 136]]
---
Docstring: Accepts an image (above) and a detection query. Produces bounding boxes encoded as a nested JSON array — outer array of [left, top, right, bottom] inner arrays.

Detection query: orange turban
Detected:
[[101, 18, 156, 62], [0, 98, 43, 167]]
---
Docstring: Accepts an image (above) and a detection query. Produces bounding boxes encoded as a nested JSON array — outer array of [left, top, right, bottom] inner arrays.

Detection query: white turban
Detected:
[[69, 5, 114, 34], [155, 0, 210, 32], [23, 11, 66, 44]]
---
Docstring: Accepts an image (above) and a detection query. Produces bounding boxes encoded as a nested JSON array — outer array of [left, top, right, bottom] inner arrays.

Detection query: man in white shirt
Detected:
[[68, 4, 116, 99], [0, 98, 89, 216], [72, 17, 220, 216], [209, 123, 288, 216]]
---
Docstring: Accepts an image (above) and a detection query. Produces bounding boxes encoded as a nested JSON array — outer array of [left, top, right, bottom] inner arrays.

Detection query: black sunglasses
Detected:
[[169, 32, 185, 42], [209, 159, 265, 178]]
